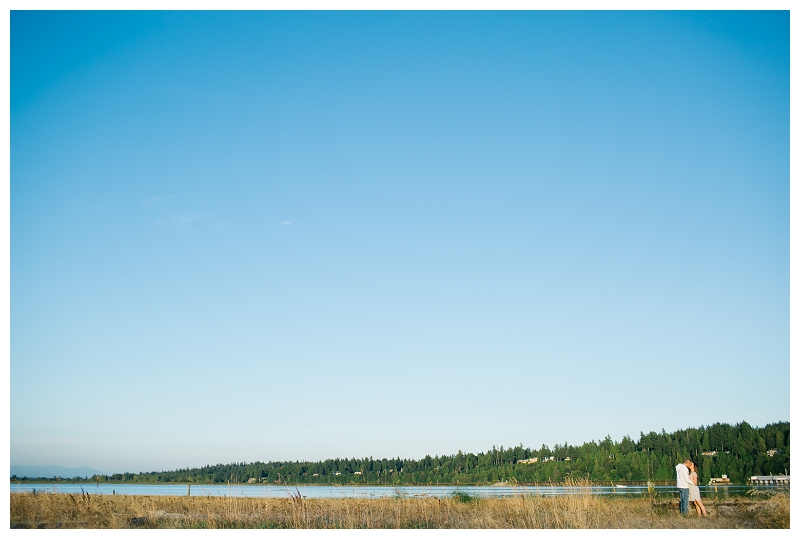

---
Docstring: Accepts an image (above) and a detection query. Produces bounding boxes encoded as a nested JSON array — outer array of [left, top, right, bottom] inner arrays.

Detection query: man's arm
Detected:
[[677, 466, 690, 484]]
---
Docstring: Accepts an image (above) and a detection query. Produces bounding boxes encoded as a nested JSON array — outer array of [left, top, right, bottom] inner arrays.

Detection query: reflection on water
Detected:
[[10, 483, 779, 499]]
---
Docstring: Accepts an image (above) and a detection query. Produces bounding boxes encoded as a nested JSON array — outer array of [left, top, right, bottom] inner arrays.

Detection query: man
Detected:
[[675, 458, 693, 516]]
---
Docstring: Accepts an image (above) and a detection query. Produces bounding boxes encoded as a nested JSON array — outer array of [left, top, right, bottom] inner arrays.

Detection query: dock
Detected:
[[748, 475, 789, 486]]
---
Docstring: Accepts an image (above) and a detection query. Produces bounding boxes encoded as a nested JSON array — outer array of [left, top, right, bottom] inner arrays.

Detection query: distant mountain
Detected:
[[11, 465, 105, 479]]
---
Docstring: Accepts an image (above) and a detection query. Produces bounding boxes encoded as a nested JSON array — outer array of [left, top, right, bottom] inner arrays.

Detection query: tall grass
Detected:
[[10, 480, 788, 529]]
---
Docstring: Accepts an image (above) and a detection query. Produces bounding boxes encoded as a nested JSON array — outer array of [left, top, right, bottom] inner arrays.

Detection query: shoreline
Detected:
[[6, 479, 757, 487]]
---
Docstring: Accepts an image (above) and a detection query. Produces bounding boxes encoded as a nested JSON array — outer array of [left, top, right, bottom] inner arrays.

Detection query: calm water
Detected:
[[10, 483, 775, 499]]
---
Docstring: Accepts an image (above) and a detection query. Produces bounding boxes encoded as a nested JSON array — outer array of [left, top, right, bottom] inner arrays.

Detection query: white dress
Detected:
[[688, 472, 701, 501]]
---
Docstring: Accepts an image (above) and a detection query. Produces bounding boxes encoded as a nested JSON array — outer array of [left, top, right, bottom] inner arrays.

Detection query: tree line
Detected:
[[13, 421, 789, 485]]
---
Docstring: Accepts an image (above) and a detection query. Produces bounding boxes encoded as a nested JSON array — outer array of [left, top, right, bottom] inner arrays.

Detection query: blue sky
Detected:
[[11, 10, 789, 474]]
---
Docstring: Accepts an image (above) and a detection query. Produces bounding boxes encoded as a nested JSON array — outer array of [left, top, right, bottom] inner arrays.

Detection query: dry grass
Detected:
[[747, 492, 790, 529], [10, 486, 789, 529]]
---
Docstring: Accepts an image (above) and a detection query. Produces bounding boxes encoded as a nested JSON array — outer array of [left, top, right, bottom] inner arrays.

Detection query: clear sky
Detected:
[[11, 10, 789, 474]]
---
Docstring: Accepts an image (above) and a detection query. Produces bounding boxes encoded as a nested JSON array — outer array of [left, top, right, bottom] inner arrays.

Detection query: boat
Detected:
[[709, 475, 732, 485]]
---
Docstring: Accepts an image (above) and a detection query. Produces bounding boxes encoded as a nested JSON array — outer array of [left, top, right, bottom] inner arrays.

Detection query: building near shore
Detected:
[[748, 475, 789, 486]]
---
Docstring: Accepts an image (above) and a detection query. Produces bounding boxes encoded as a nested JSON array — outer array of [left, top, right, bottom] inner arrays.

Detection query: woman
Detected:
[[688, 461, 708, 517]]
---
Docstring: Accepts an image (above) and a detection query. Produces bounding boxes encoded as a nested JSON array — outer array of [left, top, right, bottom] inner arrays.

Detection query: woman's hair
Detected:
[[689, 461, 696, 472]]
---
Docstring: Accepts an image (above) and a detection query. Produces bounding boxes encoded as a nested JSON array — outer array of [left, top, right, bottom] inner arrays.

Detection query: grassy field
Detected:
[[10, 488, 789, 529]]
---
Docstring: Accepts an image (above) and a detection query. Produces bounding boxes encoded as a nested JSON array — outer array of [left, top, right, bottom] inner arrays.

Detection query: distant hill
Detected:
[[11, 465, 104, 479], [76, 421, 791, 486], [11, 421, 789, 485]]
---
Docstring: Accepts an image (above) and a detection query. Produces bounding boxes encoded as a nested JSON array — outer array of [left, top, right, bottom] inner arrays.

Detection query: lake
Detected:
[[10, 483, 771, 499]]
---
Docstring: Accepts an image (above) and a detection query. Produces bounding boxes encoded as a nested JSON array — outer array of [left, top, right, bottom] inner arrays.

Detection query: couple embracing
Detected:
[[675, 459, 708, 517]]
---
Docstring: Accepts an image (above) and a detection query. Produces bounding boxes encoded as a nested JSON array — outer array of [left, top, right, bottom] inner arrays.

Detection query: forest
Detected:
[[13, 421, 789, 485]]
